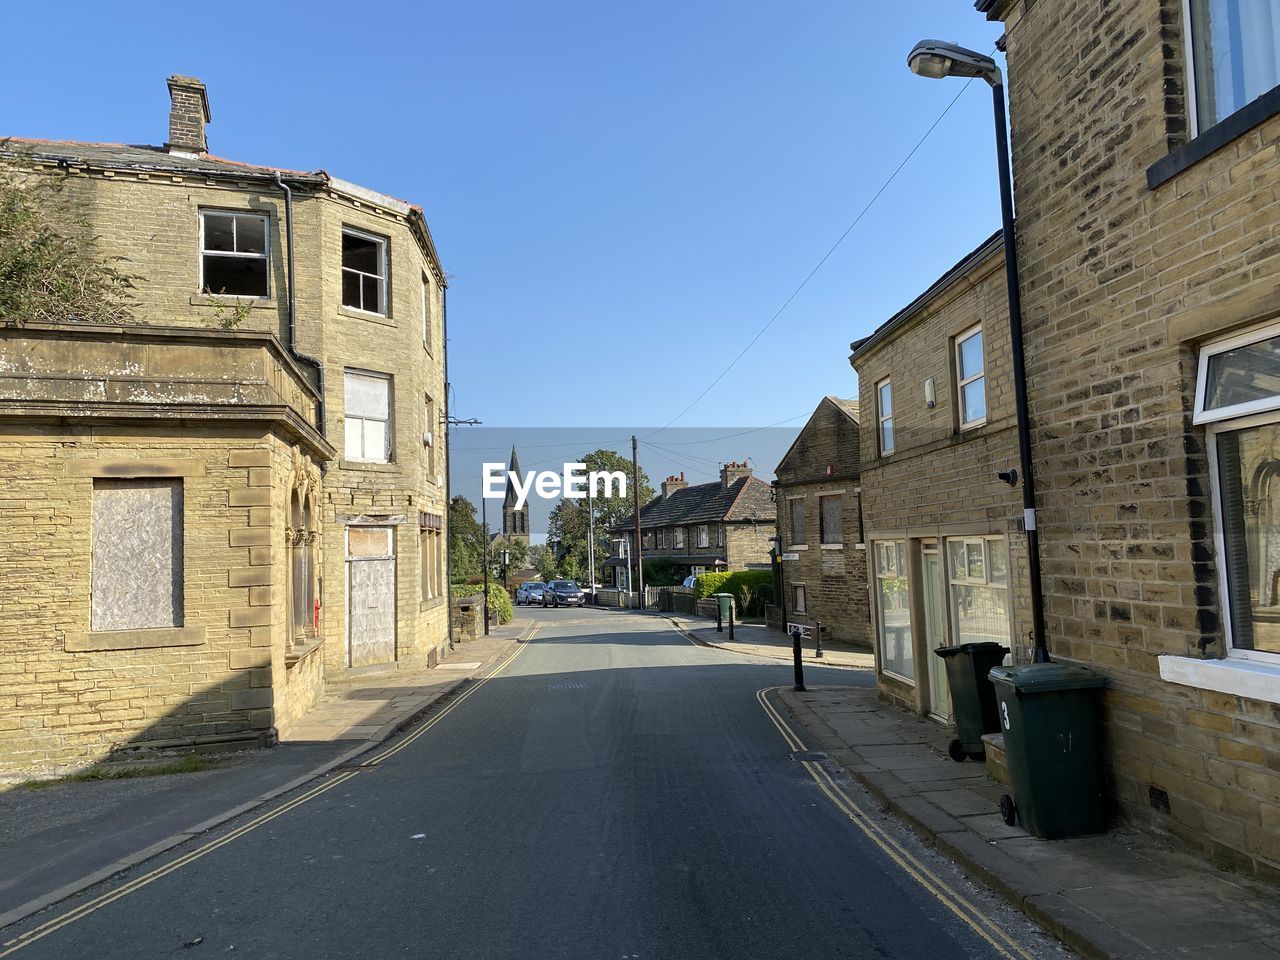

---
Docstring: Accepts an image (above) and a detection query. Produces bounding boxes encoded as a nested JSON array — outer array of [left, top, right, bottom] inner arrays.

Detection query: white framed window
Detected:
[[344, 370, 392, 463], [342, 228, 388, 315], [696, 524, 709, 548], [874, 540, 913, 682], [789, 498, 806, 546], [819, 494, 843, 545], [877, 379, 895, 454], [643, 530, 655, 550], [691, 565, 707, 578], [1185, 0, 1280, 134], [956, 325, 987, 428], [421, 272, 433, 352], [945, 536, 1011, 648], [1197, 320, 1280, 663], [717, 524, 725, 548], [674, 527, 686, 549], [424, 395, 436, 476], [200, 211, 269, 298], [793, 583, 807, 614]]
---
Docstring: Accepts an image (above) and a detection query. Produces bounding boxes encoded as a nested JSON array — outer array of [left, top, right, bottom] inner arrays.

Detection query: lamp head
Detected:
[[908, 40, 1001, 85]]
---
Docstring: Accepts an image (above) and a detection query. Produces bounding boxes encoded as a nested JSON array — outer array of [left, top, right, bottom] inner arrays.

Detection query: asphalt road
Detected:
[[2, 608, 1069, 960]]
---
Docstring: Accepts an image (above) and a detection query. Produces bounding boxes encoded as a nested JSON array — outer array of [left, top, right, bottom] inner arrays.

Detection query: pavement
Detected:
[[0, 607, 1067, 960], [0, 620, 529, 932], [669, 613, 877, 668], [779, 684, 1280, 960]]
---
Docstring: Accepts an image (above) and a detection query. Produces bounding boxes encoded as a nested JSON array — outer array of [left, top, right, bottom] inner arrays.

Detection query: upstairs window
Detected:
[[200, 211, 268, 297], [342, 229, 388, 315], [877, 379, 895, 454], [956, 325, 987, 427], [424, 395, 436, 476], [789, 498, 806, 546], [674, 527, 686, 549], [643, 530, 655, 550], [695, 524, 710, 548], [344, 370, 392, 463], [820, 494, 843, 545], [1187, 0, 1280, 132], [717, 524, 725, 548], [422, 272, 433, 352]]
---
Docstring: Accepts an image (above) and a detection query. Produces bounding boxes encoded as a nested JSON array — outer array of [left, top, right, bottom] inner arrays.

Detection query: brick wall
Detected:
[[987, 0, 1280, 875]]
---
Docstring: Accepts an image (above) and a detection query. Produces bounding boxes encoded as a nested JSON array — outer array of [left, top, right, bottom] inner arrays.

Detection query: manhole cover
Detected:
[[789, 751, 828, 762]]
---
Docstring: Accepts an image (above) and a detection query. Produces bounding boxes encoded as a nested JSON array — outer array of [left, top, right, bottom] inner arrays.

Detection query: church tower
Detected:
[[502, 445, 530, 543]]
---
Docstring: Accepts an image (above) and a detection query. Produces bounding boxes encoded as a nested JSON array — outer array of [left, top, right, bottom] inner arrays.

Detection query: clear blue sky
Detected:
[[2, 1, 1004, 431]]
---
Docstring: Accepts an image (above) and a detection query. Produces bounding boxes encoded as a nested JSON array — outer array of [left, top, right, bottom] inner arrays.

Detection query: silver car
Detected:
[[516, 581, 546, 606]]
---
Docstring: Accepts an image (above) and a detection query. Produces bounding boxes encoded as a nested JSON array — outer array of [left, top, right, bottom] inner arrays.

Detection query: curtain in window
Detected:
[[1217, 423, 1280, 653]]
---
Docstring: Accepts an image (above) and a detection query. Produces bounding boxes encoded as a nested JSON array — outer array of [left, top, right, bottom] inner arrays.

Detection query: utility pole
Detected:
[[481, 495, 490, 636], [587, 483, 596, 605], [631, 435, 644, 609]]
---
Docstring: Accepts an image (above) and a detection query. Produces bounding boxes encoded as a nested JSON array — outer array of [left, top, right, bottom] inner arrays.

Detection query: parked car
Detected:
[[543, 580, 585, 607], [516, 581, 546, 606]]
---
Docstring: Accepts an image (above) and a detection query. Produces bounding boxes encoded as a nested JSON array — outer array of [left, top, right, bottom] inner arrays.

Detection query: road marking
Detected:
[[754, 687, 1038, 960], [0, 629, 540, 957]]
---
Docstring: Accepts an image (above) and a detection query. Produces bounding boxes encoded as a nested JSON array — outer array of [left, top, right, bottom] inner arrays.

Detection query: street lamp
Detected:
[[501, 547, 509, 591], [907, 39, 1049, 664]]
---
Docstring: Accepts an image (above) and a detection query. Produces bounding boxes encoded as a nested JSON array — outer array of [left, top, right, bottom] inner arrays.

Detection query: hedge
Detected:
[[486, 583, 514, 624], [692, 570, 775, 614]]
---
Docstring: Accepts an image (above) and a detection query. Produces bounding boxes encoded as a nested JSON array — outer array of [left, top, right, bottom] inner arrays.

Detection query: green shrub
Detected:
[[693, 572, 731, 599], [643, 556, 684, 587], [486, 583, 513, 624], [694, 570, 775, 613]]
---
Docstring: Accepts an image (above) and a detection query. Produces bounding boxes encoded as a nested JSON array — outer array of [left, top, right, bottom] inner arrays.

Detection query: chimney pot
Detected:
[[720, 460, 753, 488], [167, 75, 211, 154]]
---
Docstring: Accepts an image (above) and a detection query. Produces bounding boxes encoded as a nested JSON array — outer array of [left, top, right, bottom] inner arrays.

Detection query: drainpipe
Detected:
[[273, 172, 326, 438]]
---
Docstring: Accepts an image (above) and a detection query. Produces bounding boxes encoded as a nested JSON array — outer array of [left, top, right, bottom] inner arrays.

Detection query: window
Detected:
[[877, 379, 895, 454], [420, 515, 444, 601], [674, 527, 686, 549], [422, 273, 433, 351], [643, 531, 655, 550], [717, 524, 725, 548], [946, 537, 1011, 648], [1196, 321, 1280, 660], [342, 228, 387, 315], [344, 370, 392, 463], [424, 395, 436, 476], [875, 541, 912, 681], [789, 498, 806, 546], [819, 494, 843, 545], [793, 583, 807, 614], [956, 326, 986, 427], [696, 524, 709, 548], [200, 211, 268, 297], [91, 479, 183, 631], [1187, 0, 1280, 132]]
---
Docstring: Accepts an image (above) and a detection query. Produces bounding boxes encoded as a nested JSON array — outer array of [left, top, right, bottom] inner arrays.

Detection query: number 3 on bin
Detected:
[[1001, 702, 1011, 730]]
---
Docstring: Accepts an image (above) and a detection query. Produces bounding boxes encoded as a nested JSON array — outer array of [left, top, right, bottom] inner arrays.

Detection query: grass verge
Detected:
[[16, 754, 221, 790]]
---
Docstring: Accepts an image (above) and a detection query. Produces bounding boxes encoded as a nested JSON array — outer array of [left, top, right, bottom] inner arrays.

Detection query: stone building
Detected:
[[850, 232, 1026, 721], [773, 396, 871, 647], [969, 0, 1280, 875], [502, 446, 531, 544], [0, 76, 449, 778], [606, 463, 776, 587]]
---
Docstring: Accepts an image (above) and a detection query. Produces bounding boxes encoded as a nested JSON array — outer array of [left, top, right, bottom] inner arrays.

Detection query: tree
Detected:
[[487, 533, 529, 586], [643, 556, 683, 587], [547, 449, 653, 578], [448, 496, 484, 581], [0, 167, 137, 326], [534, 544, 559, 582]]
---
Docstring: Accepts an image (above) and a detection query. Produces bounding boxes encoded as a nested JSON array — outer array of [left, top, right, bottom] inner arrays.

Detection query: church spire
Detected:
[[503, 445, 521, 508]]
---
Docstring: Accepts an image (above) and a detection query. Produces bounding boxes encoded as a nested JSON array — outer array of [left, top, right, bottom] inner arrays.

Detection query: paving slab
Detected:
[[666, 614, 877, 668], [778, 684, 1280, 960]]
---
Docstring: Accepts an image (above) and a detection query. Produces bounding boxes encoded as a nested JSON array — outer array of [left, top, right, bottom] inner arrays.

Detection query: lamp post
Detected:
[[907, 40, 1048, 664], [501, 548, 509, 592], [481, 495, 490, 636]]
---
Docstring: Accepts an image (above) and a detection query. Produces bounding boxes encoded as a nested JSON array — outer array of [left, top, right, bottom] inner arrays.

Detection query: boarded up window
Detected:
[[820, 494, 842, 544], [91, 479, 183, 631]]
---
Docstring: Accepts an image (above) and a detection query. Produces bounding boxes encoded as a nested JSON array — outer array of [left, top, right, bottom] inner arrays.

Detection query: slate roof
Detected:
[[611, 475, 775, 532]]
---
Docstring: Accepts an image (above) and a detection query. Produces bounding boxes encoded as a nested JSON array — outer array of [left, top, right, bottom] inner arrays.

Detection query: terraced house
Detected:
[[606, 463, 776, 588], [0, 76, 449, 778], [968, 0, 1280, 875]]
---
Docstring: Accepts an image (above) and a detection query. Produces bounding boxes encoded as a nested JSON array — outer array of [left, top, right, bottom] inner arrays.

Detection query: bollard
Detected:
[[792, 628, 806, 692], [815, 620, 824, 659], [728, 603, 735, 642], [716, 604, 723, 633]]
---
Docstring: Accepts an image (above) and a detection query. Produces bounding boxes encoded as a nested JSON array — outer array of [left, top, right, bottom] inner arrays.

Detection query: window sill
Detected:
[[820, 543, 844, 550], [339, 306, 395, 327], [285, 636, 323, 668], [189, 294, 276, 309], [339, 459, 397, 472], [419, 597, 447, 613], [1158, 653, 1280, 705], [788, 544, 809, 551], [1148, 85, 1280, 189], [66, 625, 206, 652]]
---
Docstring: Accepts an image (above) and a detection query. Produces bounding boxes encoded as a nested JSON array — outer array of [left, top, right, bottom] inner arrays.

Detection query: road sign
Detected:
[[781, 552, 800, 561], [787, 622, 812, 639]]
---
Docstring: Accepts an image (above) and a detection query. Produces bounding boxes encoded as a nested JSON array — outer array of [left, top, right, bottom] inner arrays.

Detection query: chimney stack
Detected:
[[661, 473, 688, 498], [167, 75, 211, 154], [720, 460, 753, 489]]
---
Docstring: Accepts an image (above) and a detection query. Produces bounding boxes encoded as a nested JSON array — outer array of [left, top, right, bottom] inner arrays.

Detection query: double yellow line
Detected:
[[0, 628, 538, 958], [755, 687, 1038, 960]]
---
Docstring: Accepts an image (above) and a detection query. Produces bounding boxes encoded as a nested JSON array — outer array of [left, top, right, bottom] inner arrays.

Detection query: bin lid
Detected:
[[934, 641, 1010, 658], [988, 662, 1106, 692], [711, 593, 734, 598]]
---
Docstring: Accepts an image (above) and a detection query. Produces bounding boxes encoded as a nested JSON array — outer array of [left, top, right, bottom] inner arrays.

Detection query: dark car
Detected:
[[516, 582, 546, 606], [543, 580, 585, 607]]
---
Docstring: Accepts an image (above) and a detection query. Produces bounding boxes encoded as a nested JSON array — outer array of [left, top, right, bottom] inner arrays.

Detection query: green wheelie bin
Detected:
[[934, 641, 1009, 762], [712, 593, 734, 622], [989, 662, 1107, 839]]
